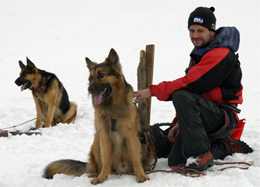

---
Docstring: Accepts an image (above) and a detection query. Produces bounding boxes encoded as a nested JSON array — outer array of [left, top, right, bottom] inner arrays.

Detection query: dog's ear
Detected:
[[107, 48, 119, 66], [85, 57, 96, 70], [19, 60, 26, 69], [26, 57, 36, 69]]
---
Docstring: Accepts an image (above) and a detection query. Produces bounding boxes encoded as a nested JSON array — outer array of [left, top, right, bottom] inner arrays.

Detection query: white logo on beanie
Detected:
[[193, 17, 203, 23]]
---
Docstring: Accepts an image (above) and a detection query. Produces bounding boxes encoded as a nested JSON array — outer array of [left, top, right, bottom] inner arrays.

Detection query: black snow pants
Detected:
[[168, 90, 237, 167]]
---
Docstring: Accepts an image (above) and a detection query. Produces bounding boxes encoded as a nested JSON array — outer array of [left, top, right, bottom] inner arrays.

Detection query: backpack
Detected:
[[149, 123, 174, 158]]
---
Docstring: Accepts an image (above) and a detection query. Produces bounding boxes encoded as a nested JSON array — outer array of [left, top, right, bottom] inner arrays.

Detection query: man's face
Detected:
[[189, 25, 215, 48]]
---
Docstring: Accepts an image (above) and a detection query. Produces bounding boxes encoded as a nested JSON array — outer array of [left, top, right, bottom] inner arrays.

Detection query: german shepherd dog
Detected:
[[43, 49, 154, 184], [15, 58, 77, 128]]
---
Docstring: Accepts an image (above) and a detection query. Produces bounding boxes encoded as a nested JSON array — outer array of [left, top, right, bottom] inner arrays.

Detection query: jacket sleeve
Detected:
[[149, 47, 236, 101]]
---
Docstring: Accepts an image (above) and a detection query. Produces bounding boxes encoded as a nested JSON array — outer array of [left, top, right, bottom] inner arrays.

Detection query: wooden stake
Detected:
[[137, 45, 155, 129], [137, 50, 148, 128], [145, 45, 155, 128]]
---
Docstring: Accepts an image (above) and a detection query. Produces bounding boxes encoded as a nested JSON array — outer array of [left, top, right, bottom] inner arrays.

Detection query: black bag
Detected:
[[149, 123, 174, 158]]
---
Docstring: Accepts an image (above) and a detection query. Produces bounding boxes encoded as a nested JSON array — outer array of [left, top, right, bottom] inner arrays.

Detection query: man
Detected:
[[134, 6, 253, 171]]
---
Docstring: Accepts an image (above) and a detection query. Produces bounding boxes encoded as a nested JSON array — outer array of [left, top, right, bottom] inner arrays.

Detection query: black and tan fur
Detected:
[[43, 49, 154, 184], [15, 58, 77, 128]]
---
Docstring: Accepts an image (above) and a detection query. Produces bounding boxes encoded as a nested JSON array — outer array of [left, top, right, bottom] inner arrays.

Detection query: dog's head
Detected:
[[15, 57, 39, 91], [85, 48, 123, 105]]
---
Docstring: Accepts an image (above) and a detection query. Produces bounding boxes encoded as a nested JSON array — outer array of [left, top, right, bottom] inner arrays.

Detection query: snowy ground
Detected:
[[0, 1, 259, 187]]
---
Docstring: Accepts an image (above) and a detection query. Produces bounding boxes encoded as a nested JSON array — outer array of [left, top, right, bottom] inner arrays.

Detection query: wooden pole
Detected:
[[137, 50, 148, 128], [145, 45, 155, 128], [137, 44, 155, 129]]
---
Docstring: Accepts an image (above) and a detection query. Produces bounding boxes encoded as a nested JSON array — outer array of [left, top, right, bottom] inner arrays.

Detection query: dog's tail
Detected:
[[43, 159, 87, 179], [63, 102, 77, 124]]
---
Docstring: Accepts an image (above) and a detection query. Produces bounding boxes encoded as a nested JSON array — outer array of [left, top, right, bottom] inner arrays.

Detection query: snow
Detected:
[[0, 0, 259, 187]]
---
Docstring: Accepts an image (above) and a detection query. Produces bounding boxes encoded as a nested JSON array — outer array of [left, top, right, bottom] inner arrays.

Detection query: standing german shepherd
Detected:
[[15, 58, 77, 128], [43, 49, 154, 184]]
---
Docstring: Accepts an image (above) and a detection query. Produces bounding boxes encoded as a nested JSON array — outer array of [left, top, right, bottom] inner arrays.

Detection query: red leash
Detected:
[[144, 161, 252, 178]]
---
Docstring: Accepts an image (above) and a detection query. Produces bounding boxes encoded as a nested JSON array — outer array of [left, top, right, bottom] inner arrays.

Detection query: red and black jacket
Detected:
[[150, 47, 242, 104], [150, 27, 242, 105]]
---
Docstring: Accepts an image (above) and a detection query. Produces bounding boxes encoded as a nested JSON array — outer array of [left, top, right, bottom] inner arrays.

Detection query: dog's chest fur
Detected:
[[110, 131, 124, 153]]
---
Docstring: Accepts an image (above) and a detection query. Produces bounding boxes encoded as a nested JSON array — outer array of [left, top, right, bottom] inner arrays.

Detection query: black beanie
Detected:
[[188, 6, 216, 32]]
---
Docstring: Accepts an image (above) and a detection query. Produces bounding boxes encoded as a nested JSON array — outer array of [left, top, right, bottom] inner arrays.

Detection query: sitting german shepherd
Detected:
[[15, 58, 77, 128], [43, 49, 154, 184]]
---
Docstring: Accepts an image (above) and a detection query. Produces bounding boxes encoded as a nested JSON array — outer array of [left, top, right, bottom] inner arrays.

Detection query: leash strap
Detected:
[[141, 126, 158, 170], [0, 118, 36, 130], [144, 161, 251, 177], [214, 161, 251, 171], [145, 164, 206, 178]]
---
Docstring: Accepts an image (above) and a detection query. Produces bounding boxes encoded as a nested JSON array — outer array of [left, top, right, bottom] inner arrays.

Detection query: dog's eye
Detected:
[[89, 76, 93, 82], [98, 72, 105, 79], [22, 69, 35, 77], [22, 72, 27, 77]]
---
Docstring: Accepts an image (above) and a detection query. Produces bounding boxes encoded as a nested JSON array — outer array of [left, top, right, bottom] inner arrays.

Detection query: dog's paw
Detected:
[[91, 175, 108, 185], [35, 122, 41, 128], [136, 174, 149, 183]]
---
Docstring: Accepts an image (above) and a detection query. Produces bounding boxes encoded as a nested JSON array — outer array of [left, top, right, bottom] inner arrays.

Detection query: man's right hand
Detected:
[[168, 122, 180, 142], [133, 88, 151, 102]]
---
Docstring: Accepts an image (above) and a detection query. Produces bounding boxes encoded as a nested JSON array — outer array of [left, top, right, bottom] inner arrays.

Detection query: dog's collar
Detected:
[[35, 76, 49, 113], [35, 76, 49, 100], [35, 76, 47, 94]]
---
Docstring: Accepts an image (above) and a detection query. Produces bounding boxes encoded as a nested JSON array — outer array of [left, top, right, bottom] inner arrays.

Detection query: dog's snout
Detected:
[[15, 78, 21, 86], [88, 85, 95, 94]]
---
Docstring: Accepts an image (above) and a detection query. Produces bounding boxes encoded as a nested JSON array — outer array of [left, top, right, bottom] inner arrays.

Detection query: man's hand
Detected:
[[168, 122, 180, 142], [133, 88, 151, 102]]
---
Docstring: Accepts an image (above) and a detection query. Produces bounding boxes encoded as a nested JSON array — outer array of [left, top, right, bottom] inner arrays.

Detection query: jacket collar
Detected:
[[192, 26, 240, 57]]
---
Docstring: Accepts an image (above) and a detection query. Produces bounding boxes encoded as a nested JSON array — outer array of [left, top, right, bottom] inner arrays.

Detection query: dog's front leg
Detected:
[[45, 102, 56, 128], [33, 95, 42, 128], [125, 128, 149, 183], [91, 123, 112, 184]]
